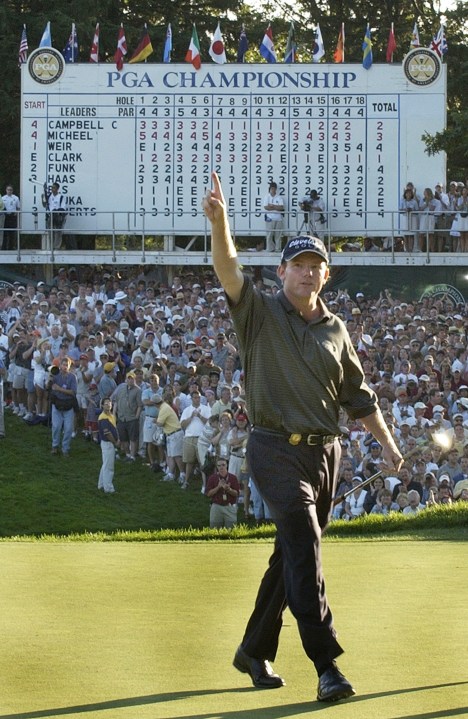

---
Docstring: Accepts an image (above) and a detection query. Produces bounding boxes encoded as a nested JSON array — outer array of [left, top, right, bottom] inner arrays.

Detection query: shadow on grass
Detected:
[[1, 681, 467, 719]]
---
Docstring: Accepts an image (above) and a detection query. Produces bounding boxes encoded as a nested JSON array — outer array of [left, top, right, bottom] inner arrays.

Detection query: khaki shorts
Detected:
[[182, 435, 199, 463], [12, 366, 30, 390], [143, 415, 157, 444], [167, 428, 184, 458]]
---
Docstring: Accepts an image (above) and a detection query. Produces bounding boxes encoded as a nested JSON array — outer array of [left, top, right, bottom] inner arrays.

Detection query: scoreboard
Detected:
[[21, 49, 446, 236]]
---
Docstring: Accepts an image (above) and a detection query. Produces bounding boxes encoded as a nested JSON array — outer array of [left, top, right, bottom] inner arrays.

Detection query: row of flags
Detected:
[[18, 20, 449, 69]]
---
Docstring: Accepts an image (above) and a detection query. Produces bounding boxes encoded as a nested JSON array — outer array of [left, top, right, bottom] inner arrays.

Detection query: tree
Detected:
[[421, 2, 468, 179]]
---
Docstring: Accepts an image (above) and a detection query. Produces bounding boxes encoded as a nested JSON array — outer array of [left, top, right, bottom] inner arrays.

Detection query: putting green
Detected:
[[0, 541, 467, 719]]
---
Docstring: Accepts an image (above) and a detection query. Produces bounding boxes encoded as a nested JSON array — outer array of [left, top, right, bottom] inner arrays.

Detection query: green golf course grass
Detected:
[[1, 540, 467, 719]]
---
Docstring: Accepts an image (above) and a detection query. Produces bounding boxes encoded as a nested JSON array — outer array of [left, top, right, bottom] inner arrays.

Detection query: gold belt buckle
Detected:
[[288, 433, 302, 445]]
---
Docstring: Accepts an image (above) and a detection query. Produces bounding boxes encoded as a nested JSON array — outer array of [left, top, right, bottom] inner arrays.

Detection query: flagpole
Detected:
[[342, 23, 345, 63], [390, 22, 394, 62]]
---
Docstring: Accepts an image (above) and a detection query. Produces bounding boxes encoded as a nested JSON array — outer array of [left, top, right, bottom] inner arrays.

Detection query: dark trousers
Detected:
[[241, 431, 344, 672], [3, 214, 17, 251]]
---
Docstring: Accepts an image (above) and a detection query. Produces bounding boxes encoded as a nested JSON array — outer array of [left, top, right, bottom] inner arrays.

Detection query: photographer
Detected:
[[205, 457, 240, 528], [299, 189, 327, 239], [9, 322, 35, 419]]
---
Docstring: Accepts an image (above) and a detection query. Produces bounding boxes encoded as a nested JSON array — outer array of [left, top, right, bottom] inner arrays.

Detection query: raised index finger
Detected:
[[211, 171, 225, 203]]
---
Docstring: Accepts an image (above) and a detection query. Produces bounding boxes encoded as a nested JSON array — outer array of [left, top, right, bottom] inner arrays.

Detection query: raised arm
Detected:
[[203, 172, 244, 305]]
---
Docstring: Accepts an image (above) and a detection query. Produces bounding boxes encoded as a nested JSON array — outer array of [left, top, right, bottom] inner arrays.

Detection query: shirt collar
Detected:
[[277, 290, 332, 323]]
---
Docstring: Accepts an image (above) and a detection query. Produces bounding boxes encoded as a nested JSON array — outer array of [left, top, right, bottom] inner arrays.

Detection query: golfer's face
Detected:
[[277, 253, 329, 300]]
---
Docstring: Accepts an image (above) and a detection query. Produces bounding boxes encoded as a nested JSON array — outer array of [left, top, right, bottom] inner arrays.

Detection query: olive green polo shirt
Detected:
[[229, 275, 377, 435]]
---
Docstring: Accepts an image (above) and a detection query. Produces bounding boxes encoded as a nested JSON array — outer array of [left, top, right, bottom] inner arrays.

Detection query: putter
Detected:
[[334, 431, 450, 507]]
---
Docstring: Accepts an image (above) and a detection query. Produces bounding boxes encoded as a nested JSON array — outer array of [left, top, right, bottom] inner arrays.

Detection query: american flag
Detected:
[[18, 25, 28, 65]]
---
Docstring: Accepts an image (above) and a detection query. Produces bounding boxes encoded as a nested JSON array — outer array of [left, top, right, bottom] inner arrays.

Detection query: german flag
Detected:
[[129, 25, 153, 63]]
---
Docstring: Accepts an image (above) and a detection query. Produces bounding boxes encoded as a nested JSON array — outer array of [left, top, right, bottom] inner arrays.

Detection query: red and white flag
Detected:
[[114, 23, 127, 71], [89, 23, 99, 63], [209, 22, 226, 64]]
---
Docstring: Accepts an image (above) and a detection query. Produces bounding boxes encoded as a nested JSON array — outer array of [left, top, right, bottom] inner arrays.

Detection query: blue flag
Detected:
[[163, 23, 172, 63], [362, 25, 373, 69], [63, 23, 78, 62], [39, 21, 52, 48], [237, 26, 248, 62]]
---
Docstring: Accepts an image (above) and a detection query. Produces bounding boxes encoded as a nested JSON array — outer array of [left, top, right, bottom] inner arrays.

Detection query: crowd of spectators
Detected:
[[0, 266, 468, 526], [338, 180, 468, 254]]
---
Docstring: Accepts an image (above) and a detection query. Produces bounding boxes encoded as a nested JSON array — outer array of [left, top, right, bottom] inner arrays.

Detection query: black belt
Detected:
[[252, 426, 339, 446], [167, 428, 183, 436]]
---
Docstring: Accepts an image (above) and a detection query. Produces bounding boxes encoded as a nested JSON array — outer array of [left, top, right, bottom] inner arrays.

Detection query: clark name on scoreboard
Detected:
[[21, 47, 445, 237]]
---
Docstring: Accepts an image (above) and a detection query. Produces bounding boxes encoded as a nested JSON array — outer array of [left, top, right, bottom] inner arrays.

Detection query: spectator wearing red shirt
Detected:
[[205, 457, 240, 528]]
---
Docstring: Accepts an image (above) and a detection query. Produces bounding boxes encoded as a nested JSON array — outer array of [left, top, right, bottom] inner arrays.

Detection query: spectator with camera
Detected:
[[299, 189, 326, 239]]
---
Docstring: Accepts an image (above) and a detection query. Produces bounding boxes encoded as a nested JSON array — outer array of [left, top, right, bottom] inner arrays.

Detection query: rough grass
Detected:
[[1, 412, 467, 542]]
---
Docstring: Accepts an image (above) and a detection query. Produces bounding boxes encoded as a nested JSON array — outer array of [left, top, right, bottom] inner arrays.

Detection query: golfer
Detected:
[[203, 173, 403, 703]]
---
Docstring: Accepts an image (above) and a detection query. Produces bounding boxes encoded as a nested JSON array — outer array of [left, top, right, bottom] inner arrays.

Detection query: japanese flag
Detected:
[[209, 22, 226, 64]]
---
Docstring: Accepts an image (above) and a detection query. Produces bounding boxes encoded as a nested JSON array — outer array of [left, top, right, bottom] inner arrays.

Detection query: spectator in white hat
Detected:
[[454, 396, 468, 423], [392, 386, 416, 425], [437, 451, 461, 484]]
